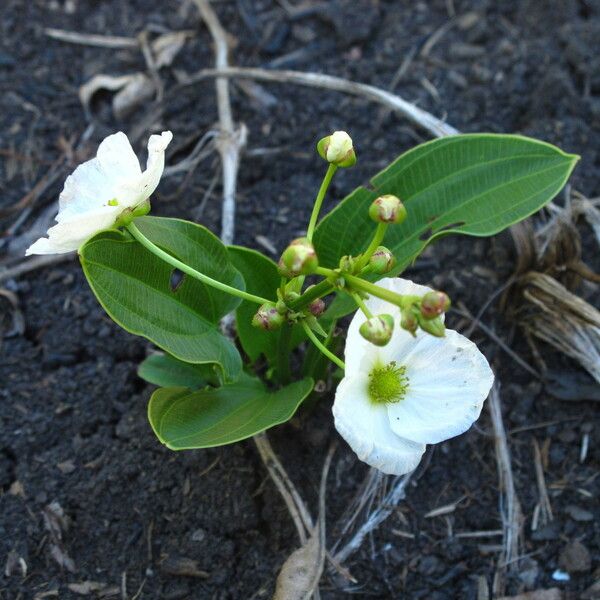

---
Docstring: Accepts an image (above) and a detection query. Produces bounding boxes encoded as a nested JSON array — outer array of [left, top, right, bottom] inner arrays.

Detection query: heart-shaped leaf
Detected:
[[80, 227, 242, 381], [148, 376, 314, 449], [138, 352, 218, 388]]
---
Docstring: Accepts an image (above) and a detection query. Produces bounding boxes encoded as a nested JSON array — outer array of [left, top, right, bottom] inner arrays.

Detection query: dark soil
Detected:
[[1, 0, 599, 598]]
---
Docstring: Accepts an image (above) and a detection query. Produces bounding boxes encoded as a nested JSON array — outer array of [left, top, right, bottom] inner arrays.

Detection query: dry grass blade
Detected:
[[332, 472, 412, 564], [272, 444, 335, 600], [520, 272, 600, 382], [488, 384, 523, 596], [44, 28, 138, 48], [254, 433, 313, 543], [192, 0, 247, 245], [183, 67, 458, 138]]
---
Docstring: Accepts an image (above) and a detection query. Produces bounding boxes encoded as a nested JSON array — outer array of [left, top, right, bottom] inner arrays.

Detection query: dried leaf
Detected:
[[152, 31, 191, 69], [272, 533, 324, 600], [79, 73, 155, 119]]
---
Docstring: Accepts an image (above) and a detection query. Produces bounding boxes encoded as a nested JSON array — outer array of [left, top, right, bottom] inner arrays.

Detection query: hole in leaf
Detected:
[[170, 269, 185, 292], [419, 228, 433, 241], [438, 221, 466, 232]]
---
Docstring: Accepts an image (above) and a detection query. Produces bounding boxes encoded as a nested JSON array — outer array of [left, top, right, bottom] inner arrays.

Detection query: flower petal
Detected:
[[26, 205, 122, 255], [386, 329, 494, 444], [333, 373, 426, 475], [58, 132, 142, 220]]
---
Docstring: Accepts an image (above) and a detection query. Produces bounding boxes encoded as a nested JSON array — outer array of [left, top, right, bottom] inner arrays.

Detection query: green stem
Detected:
[[127, 221, 270, 306], [315, 266, 338, 278], [354, 222, 388, 271], [301, 321, 345, 371], [277, 324, 292, 384], [306, 163, 337, 242], [289, 279, 334, 312], [344, 273, 417, 309], [351, 292, 373, 319]]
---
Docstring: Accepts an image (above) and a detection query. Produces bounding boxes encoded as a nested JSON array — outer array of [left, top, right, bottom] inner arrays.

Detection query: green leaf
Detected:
[[134, 216, 244, 322], [148, 377, 314, 449], [80, 229, 242, 382], [138, 353, 217, 388], [314, 134, 579, 271], [227, 246, 306, 366]]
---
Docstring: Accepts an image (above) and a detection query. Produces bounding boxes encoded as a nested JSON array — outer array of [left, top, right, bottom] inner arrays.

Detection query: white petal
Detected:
[[345, 277, 436, 372], [333, 374, 426, 475], [326, 131, 353, 162], [387, 329, 494, 444], [26, 131, 172, 256], [58, 132, 141, 219], [26, 205, 121, 255]]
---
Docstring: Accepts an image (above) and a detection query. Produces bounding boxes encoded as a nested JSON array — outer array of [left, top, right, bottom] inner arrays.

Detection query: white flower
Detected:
[[333, 277, 494, 475], [25, 131, 173, 255], [326, 130, 353, 163]]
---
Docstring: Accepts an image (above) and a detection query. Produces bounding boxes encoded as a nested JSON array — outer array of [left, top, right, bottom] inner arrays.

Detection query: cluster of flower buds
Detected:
[[358, 290, 451, 345], [278, 237, 318, 278], [368, 194, 407, 225], [398, 291, 451, 338], [317, 131, 357, 167]]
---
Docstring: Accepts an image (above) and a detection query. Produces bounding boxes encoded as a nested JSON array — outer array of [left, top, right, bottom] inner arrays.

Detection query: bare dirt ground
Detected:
[[1, 1, 599, 598]]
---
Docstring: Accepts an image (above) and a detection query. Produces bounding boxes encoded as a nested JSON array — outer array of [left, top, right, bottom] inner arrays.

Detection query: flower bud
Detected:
[[339, 255, 356, 272], [252, 303, 285, 331], [420, 291, 451, 320], [417, 314, 445, 337], [278, 237, 319, 278], [308, 298, 326, 317], [317, 131, 356, 167], [359, 314, 394, 346], [368, 195, 407, 224], [369, 246, 396, 274], [400, 308, 418, 336]]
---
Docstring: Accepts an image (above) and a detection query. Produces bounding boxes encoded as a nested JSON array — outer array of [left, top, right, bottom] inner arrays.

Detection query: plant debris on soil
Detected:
[[1, 1, 599, 598]]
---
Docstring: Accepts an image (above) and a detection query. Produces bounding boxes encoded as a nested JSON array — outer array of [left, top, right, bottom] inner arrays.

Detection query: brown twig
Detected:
[[0, 254, 75, 284]]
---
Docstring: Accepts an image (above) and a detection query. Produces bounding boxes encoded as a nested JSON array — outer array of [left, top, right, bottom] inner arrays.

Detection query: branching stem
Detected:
[[301, 321, 345, 371]]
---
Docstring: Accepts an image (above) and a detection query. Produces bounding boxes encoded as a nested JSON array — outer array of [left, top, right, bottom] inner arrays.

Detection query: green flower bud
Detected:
[[369, 246, 396, 274], [308, 298, 326, 317], [359, 314, 394, 346], [338, 255, 356, 272], [420, 291, 451, 320], [400, 308, 418, 336], [252, 303, 285, 331], [368, 195, 407, 224], [278, 237, 319, 278], [317, 131, 356, 167], [417, 314, 445, 337]]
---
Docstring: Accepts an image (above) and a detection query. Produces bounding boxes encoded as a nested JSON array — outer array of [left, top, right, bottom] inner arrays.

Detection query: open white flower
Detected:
[[26, 131, 173, 255], [333, 277, 494, 475]]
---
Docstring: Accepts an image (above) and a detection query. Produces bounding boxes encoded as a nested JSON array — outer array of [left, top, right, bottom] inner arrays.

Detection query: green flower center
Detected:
[[367, 361, 409, 404]]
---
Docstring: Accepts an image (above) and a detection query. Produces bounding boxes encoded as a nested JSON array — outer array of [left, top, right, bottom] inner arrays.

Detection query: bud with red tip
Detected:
[[369, 246, 396, 274], [359, 314, 394, 346], [278, 237, 318, 278], [400, 308, 418, 336], [317, 131, 356, 167], [420, 291, 451, 320], [368, 195, 407, 224], [308, 298, 326, 317], [252, 303, 285, 330]]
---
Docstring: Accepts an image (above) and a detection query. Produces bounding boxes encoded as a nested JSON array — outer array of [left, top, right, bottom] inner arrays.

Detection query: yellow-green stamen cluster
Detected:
[[367, 361, 409, 404]]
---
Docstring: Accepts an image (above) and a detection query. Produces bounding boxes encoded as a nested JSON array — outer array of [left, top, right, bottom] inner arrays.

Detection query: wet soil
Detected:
[[1, 0, 599, 598]]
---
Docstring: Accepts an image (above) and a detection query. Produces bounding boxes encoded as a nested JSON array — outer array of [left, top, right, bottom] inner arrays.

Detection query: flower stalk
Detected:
[[306, 163, 337, 242], [127, 221, 271, 306], [301, 320, 345, 371]]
